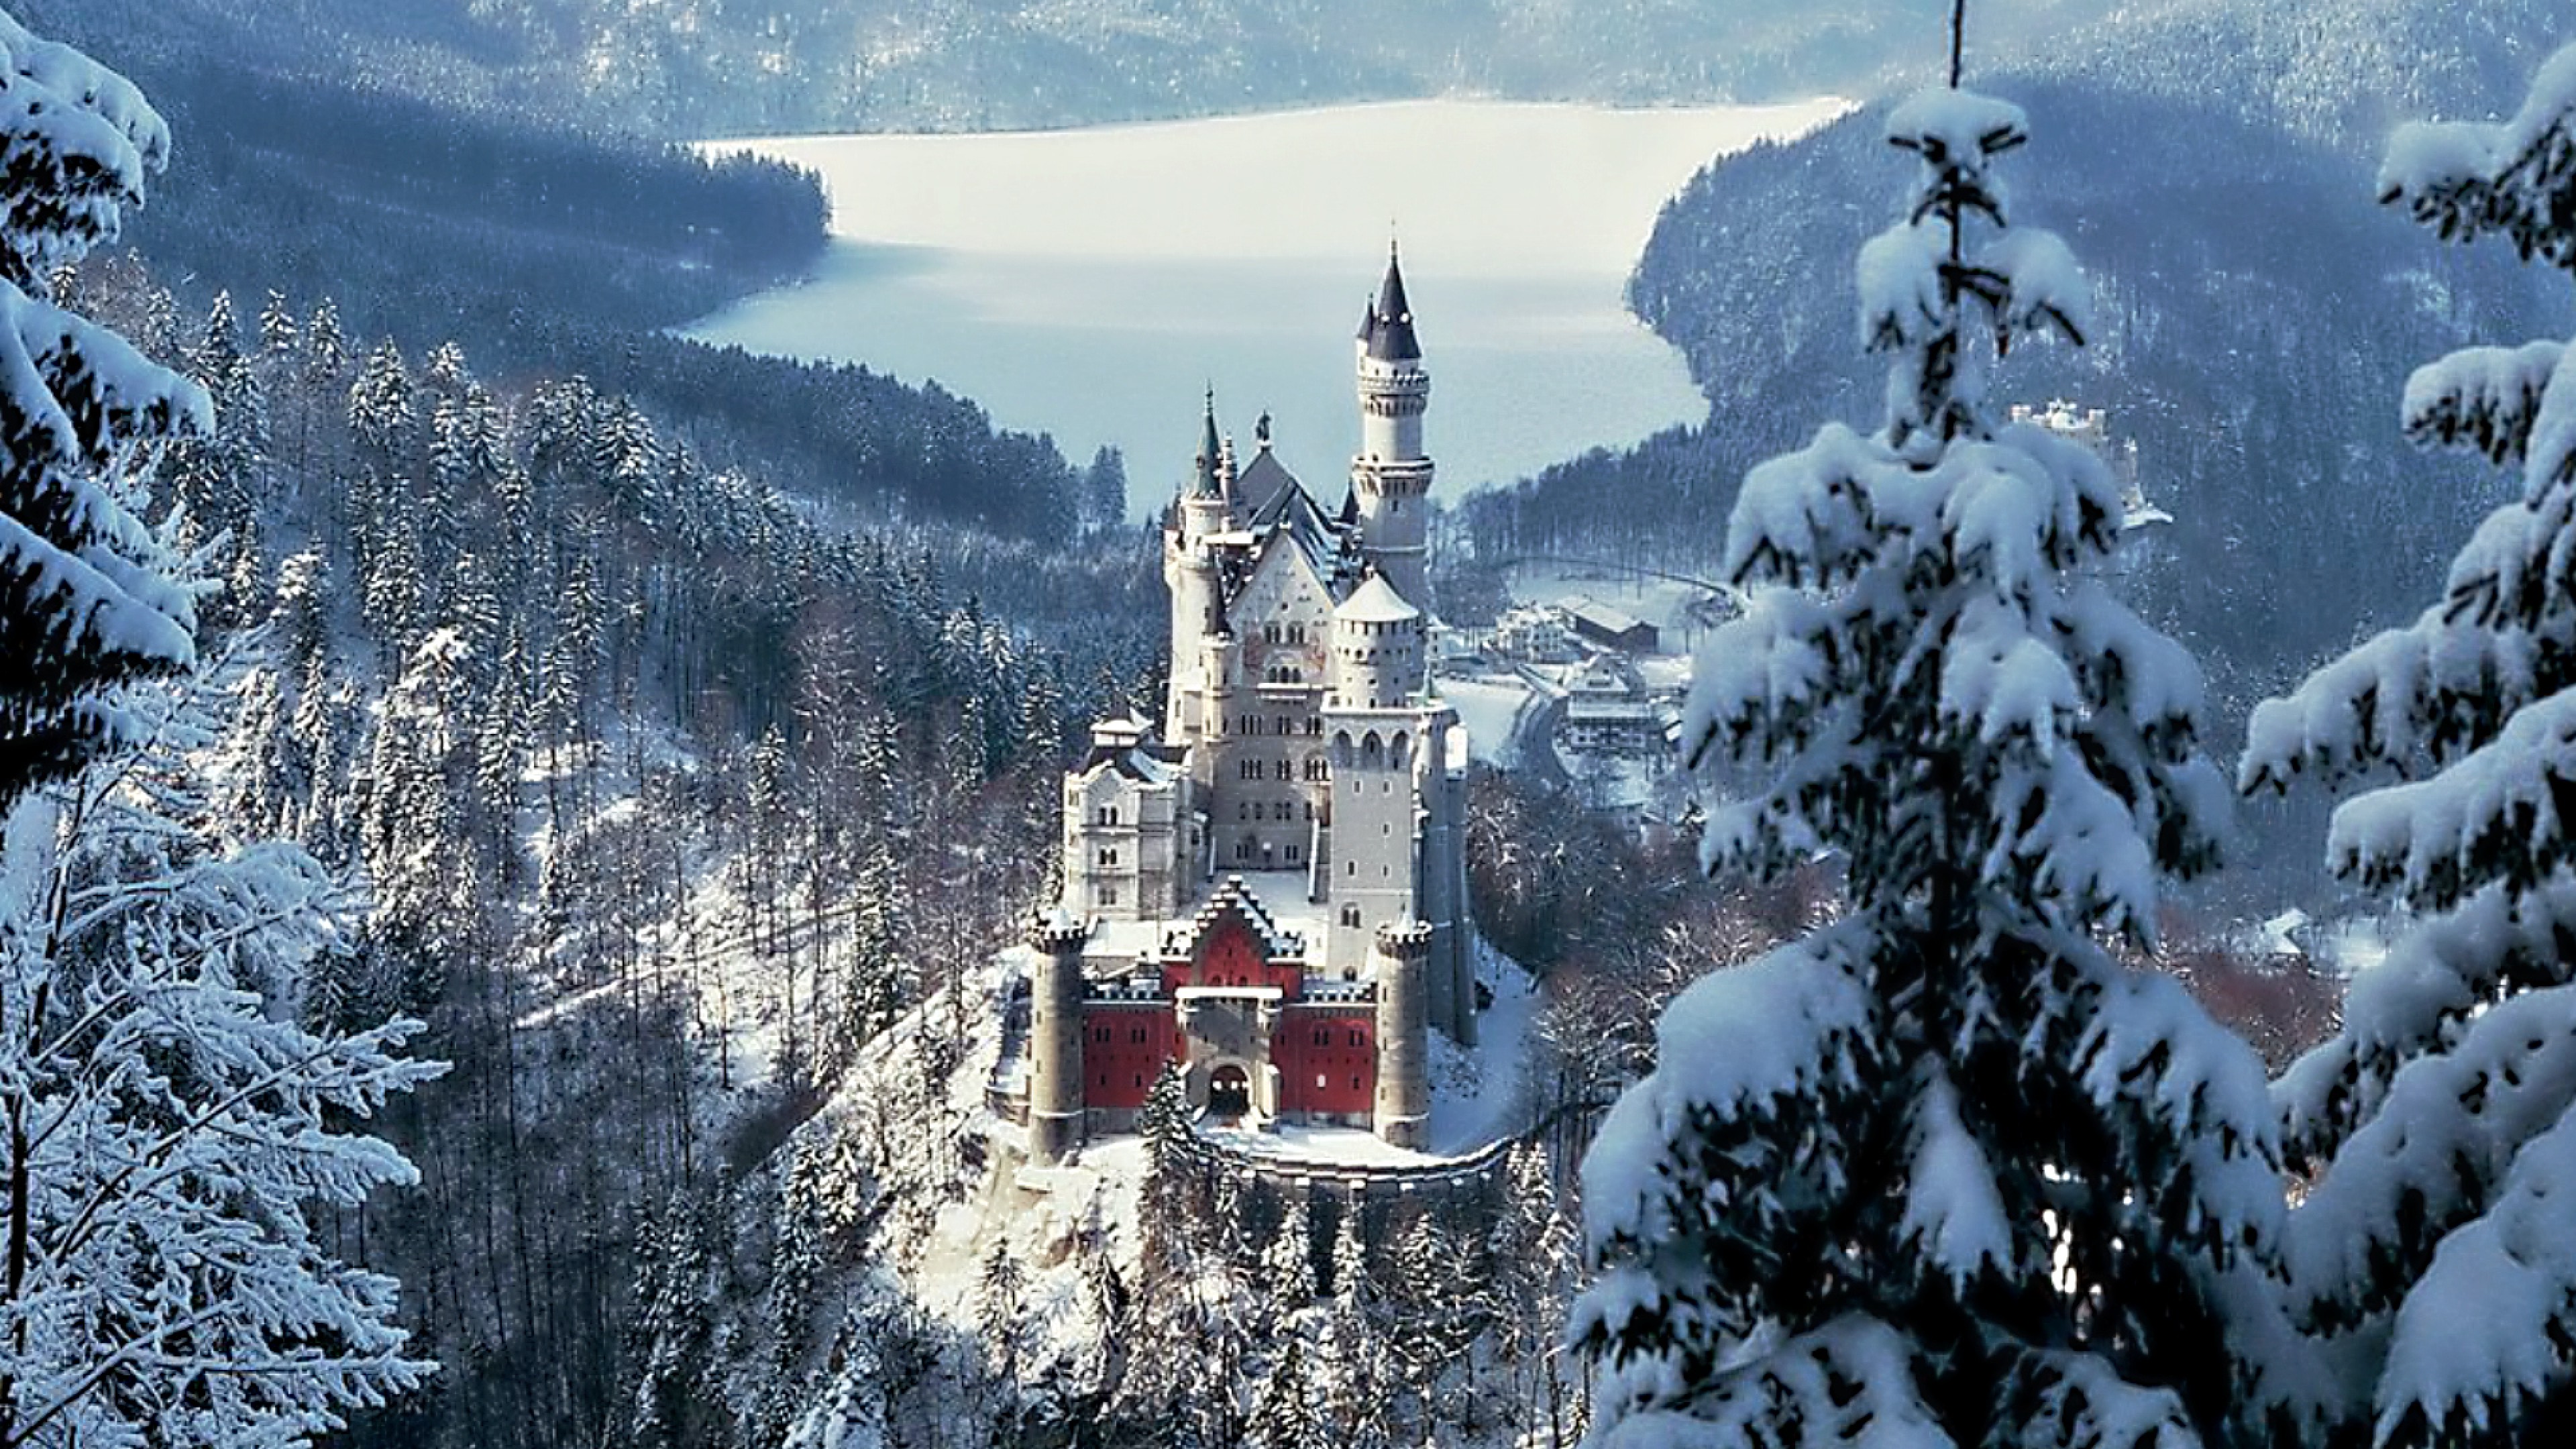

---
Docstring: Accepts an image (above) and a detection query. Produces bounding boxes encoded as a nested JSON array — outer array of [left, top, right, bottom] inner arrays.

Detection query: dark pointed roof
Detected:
[[1358, 244, 1422, 362], [1188, 388, 1224, 498]]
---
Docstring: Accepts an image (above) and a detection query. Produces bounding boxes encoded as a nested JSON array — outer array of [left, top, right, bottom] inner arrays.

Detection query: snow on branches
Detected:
[[0, 5, 208, 810], [0, 659, 441, 1448], [2242, 41, 2576, 1449], [1574, 72, 2310, 1449]]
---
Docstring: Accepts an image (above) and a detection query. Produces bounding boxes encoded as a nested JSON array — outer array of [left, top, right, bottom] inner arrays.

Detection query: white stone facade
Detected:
[[1032, 250, 1479, 1159]]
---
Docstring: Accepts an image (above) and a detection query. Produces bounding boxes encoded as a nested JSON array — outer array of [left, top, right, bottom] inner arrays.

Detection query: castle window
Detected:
[[1346, 861, 1356, 877], [1305, 756, 1328, 782], [1349, 1030, 1363, 1046], [1340, 905, 1360, 927], [1313, 1028, 1328, 1046], [1240, 760, 1261, 781], [1275, 760, 1293, 781], [1099, 883, 1120, 906], [1099, 847, 1119, 866], [1316, 1074, 1328, 1089], [1275, 715, 1292, 736], [1353, 1075, 1363, 1091], [1285, 843, 1302, 864], [1096, 806, 1121, 826]]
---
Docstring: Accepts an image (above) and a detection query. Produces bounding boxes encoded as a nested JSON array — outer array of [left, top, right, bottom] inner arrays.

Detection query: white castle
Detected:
[[1024, 248, 1477, 1162]]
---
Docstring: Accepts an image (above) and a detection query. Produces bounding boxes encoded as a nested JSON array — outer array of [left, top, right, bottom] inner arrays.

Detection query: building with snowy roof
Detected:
[[1558, 595, 1658, 653], [1022, 248, 1477, 1161]]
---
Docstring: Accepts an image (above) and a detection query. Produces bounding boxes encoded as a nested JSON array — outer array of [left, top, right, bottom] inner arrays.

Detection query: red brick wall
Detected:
[[1081, 1004, 1179, 1110], [1276, 1012, 1375, 1116], [1163, 918, 1303, 997]]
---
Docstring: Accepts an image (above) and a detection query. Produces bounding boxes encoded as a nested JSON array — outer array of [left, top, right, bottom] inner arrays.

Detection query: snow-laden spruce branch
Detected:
[[2239, 40, 2576, 1449], [0, 5, 211, 810], [0, 646, 444, 1448]]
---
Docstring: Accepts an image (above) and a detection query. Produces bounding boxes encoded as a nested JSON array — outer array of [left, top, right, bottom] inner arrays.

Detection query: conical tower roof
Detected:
[[1358, 242, 1422, 362], [1189, 387, 1222, 498], [1336, 571, 1420, 625]]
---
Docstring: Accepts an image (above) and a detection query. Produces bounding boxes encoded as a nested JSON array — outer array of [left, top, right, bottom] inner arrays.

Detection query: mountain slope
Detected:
[[31, 0, 2157, 137]]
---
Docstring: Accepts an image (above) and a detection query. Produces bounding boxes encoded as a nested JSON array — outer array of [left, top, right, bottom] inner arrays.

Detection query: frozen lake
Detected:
[[686, 99, 1845, 517]]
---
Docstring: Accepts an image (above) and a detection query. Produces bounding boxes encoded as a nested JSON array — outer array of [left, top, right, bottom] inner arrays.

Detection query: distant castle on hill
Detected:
[[1021, 248, 1477, 1162]]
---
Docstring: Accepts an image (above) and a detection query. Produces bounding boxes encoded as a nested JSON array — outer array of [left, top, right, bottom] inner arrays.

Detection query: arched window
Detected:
[[1361, 731, 1384, 768], [1391, 731, 1411, 767]]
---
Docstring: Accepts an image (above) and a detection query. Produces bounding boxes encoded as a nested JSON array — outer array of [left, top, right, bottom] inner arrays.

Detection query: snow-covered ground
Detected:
[[1440, 676, 1537, 768], [686, 98, 1847, 511]]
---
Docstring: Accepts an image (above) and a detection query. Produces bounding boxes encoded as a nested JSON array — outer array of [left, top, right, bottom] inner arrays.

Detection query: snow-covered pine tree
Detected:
[[1249, 1338, 1320, 1449], [0, 7, 211, 809], [258, 288, 297, 359], [1261, 1190, 1318, 1312], [0, 602, 439, 1444], [2237, 42, 2576, 1449], [1568, 30, 2318, 1448], [303, 299, 347, 388], [977, 1238, 1029, 1383]]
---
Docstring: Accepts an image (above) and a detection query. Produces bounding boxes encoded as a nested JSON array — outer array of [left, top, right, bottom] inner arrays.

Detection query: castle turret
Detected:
[[1352, 244, 1434, 609], [1165, 394, 1232, 740], [1371, 919, 1434, 1149], [1328, 574, 1425, 710], [1026, 912, 1091, 1165]]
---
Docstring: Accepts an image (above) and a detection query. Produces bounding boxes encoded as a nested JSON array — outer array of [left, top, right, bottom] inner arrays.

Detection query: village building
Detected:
[[1558, 594, 1659, 653]]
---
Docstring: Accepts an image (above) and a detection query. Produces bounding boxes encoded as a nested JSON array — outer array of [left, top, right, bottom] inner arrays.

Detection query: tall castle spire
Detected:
[[1191, 384, 1222, 497], [1352, 241, 1434, 609], [1358, 238, 1423, 362]]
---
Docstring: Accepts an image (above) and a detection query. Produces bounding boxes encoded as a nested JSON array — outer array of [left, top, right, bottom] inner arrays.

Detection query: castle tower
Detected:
[[1164, 394, 1232, 741], [1371, 919, 1434, 1149], [1352, 244, 1434, 609], [1327, 574, 1425, 710], [1026, 911, 1091, 1166]]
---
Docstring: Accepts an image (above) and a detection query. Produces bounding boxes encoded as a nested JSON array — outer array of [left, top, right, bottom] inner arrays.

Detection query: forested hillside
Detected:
[[54, 252, 1164, 1446], [30, 0, 2148, 136], [15, 0, 1106, 541]]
